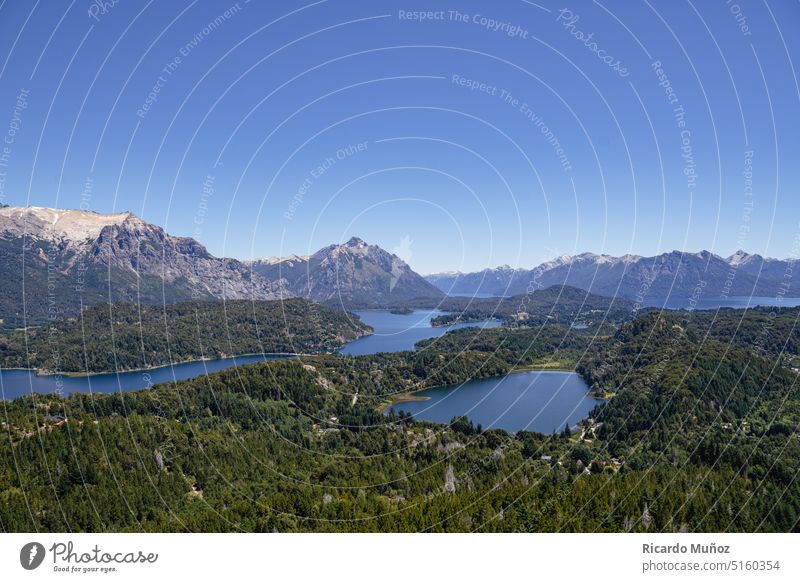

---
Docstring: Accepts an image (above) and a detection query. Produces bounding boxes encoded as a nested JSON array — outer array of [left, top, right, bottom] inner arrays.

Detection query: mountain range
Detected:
[[0, 205, 441, 327], [426, 250, 799, 305], [3, 204, 798, 329]]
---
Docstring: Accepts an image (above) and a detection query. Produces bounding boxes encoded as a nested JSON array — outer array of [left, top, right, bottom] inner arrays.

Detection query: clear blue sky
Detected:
[[0, 0, 798, 274]]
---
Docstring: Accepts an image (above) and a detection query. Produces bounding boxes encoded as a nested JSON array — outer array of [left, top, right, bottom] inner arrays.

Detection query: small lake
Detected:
[[390, 370, 602, 433], [339, 309, 502, 356], [0, 354, 289, 400]]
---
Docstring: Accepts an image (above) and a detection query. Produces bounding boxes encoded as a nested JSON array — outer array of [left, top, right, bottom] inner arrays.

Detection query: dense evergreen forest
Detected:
[[429, 284, 635, 328], [685, 305, 800, 363], [0, 305, 798, 532], [0, 299, 372, 373]]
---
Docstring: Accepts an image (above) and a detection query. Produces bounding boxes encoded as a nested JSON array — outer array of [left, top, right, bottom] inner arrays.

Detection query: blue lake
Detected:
[[0, 309, 501, 398], [0, 354, 289, 400], [390, 370, 602, 434], [339, 309, 502, 356]]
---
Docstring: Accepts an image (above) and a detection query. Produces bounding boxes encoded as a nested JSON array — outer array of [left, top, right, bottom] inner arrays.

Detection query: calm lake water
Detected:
[[339, 309, 502, 356], [390, 370, 601, 434], [0, 309, 501, 398], [0, 354, 289, 400]]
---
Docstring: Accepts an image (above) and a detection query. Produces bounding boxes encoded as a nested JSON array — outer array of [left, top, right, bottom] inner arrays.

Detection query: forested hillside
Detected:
[[686, 306, 800, 362], [1, 308, 798, 532], [0, 299, 371, 373]]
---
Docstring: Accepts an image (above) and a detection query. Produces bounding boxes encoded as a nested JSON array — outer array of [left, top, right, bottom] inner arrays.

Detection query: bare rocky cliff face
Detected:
[[0, 206, 286, 327], [87, 213, 286, 301]]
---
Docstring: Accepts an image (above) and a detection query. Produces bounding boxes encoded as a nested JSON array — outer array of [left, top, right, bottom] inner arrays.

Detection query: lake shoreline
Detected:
[[382, 367, 588, 412], [3, 308, 501, 401], [429, 317, 502, 328], [381, 392, 431, 413], [510, 365, 576, 373], [5, 352, 303, 379]]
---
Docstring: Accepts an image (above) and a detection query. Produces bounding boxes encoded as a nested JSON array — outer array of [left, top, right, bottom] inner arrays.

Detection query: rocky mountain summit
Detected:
[[0, 206, 133, 242], [0, 206, 286, 327], [249, 237, 444, 307]]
